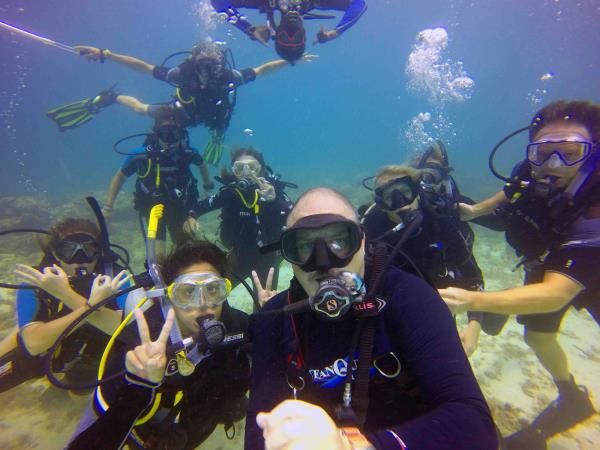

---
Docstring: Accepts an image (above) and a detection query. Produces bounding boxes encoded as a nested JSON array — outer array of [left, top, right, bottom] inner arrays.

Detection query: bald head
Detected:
[[288, 187, 358, 227]]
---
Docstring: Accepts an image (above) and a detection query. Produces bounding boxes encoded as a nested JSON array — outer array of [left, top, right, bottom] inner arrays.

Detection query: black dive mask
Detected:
[[54, 233, 100, 264], [280, 214, 363, 273], [194, 56, 225, 89], [374, 176, 419, 211], [310, 272, 366, 321]]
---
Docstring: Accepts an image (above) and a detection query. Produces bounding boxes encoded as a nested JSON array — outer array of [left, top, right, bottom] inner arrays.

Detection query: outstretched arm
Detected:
[[313, 0, 367, 43], [103, 170, 128, 219], [74, 46, 156, 75], [458, 190, 508, 221], [115, 95, 151, 115], [211, 1, 262, 40], [253, 54, 318, 76]]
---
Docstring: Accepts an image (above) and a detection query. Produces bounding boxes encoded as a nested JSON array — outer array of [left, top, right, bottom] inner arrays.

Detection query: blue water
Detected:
[[1, 0, 599, 198]]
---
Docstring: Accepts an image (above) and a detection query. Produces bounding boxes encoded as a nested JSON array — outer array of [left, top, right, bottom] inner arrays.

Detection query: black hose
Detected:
[[488, 126, 530, 182], [43, 283, 143, 391], [230, 271, 261, 311], [113, 133, 153, 155]]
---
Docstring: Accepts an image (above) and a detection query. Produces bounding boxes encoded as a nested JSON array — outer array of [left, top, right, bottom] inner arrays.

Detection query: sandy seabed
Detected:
[[0, 198, 598, 449]]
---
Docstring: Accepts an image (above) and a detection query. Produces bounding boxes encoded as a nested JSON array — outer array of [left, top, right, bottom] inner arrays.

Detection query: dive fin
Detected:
[[47, 83, 118, 132], [203, 132, 225, 166]]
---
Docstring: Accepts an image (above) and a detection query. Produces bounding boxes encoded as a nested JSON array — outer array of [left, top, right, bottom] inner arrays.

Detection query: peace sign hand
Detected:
[[125, 309, 175, 384], [252, 268, 277, 307]]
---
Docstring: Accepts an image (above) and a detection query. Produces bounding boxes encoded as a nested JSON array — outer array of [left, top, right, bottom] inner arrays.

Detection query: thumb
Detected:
[[256, 412, 270, 430]]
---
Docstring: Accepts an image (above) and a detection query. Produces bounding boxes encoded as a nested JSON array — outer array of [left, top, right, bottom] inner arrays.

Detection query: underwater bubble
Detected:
[[540, 72, 554, 81], [406, 27, 475, 105], [243, 128, 254, 137]]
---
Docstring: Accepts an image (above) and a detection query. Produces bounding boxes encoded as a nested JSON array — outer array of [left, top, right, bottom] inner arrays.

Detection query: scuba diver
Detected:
[[51, 41, 316, 165], [68, 241, 250, 450], [211, 0, 367, 62], [246, 187, 499, 449], [361, 165, 485, 356], [189, 147, 294, 292], [441, 100, 600, 448], [0, 218, 130, 394], [104, 107, 212, 258]]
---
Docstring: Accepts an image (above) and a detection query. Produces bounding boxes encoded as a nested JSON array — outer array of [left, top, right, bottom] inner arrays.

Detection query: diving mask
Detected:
[[280, 214, 363, 273], [232, 160, 262, 177], [54, 233, 100, 264], [156, 125, 186, 145], [167, 272, 232, 311], [527, 140, 592, 167], [374, 176, 419, 211]]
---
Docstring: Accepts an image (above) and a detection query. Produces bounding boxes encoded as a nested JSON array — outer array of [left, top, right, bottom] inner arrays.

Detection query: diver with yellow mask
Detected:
[[68, 240, 251, 449]]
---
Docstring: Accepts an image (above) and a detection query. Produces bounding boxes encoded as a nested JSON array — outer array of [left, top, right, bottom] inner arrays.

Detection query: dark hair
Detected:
[[530, 100, 600, 142], [41, 218, 100, 256], [152, 107, 187, 131], [160, 240, 229, 285], [219, 147, 267, 183]]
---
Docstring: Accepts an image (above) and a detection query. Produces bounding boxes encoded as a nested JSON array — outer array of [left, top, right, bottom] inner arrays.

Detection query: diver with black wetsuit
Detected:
[[68, 241, 250, 450], [212, 0, 367, 62], [0, 218, 129, 393], [441, 100, 600, 448], [62, 41, 315, 164], [189, 148, 294, 292], [103, 107, 213, 257], [361, 165, 485, 356]]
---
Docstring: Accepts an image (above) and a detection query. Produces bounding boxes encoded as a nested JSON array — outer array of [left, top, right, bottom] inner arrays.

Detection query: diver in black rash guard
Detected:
[[103, 107, 212, 258], [442, 100, 600, 448], [70, 41, 316, 164], [0, 218, 130, 393], [361, 165, 485, 357], [246, 187, 498, 450], [211, 0, 367, 62], [189, 148, 294, 293], [68, 241, 250, 450]]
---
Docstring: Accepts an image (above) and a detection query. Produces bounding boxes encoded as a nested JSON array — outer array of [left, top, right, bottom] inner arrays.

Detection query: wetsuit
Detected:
[[501, 162, 600, 331], [68, 301, 250, 449], [190, 175, 293, 288], [246, 267, 499, 449], [150, 64, 257, 132], [212, 0, 367, 37], [121, 141, 203, 243], [0, 257, 126, 393]]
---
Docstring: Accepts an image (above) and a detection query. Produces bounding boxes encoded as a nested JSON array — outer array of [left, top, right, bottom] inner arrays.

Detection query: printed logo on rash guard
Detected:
[[309, 354, 376, 388]]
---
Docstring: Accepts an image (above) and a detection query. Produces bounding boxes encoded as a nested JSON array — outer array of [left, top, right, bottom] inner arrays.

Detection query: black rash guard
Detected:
[[246, 267, 498, 450]]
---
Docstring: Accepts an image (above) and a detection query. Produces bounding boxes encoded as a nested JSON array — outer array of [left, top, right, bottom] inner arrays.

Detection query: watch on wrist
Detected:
[[340, 427, 375, 450]]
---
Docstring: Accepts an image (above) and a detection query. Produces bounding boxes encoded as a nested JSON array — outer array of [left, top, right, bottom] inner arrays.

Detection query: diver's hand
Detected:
[[88, 270, 131, 307], [249, 25, 271, 45], [74, 45, 104, 62], [252, 268, 277, 307], [439, 287, 472, 315], [458, 202, 476, 221], [253, 176, 276, 202], [126, 308, 175, 384], [14, 264, 73, 299], [313, 26, 338, 45], [183, 217, 200, 235], [459, 321, 481, 357], [257, 400, 353, 450]]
